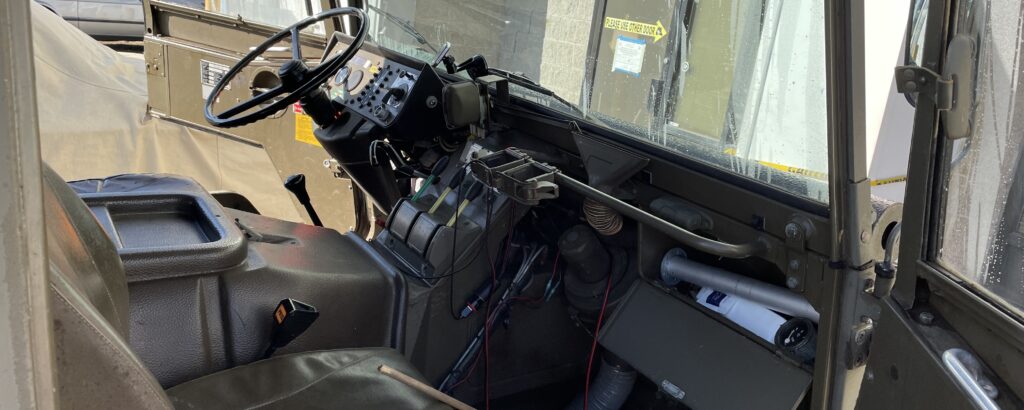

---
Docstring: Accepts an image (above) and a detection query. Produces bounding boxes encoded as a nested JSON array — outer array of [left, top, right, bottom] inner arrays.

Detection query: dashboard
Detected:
[[320, 46, 448, 141]]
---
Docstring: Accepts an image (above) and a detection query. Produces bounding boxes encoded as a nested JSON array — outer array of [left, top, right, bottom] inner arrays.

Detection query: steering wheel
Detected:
[[204, 8, 367, 128]]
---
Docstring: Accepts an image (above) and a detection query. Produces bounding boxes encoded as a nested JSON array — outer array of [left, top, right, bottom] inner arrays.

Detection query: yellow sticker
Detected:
[[293, 104, 321, 147], [604, 17, 668, 43]]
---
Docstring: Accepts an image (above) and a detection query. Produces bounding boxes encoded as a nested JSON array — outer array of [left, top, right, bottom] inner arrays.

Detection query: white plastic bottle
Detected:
[[695, 287, 786, 344]]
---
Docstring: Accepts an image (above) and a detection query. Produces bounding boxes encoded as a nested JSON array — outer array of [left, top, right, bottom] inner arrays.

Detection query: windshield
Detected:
[[367, 0, 829, 202]]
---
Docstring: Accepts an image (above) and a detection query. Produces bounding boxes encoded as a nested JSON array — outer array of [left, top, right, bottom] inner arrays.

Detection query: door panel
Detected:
[[857, 0, 1024, 407], [144, 0, 360, 231]]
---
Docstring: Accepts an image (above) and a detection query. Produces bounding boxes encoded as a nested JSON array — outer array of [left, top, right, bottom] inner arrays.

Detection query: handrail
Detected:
[[555, 173, 767, 259]]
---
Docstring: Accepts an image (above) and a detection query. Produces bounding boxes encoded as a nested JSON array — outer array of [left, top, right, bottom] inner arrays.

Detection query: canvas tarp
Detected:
[[31, 2, 302, 222]]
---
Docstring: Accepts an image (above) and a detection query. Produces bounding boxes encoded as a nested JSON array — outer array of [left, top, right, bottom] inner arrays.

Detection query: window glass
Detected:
[[160, 0, 327, 35], [936, 0, 1024, 313], [367, 0, 830, 202]]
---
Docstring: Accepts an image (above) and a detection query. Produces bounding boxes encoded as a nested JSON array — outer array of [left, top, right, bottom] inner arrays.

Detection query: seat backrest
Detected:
[[42, 164, 171, 409]]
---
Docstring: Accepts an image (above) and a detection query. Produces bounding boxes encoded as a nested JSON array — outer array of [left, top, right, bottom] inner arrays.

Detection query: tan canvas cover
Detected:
[[31, 3, 302, 222]]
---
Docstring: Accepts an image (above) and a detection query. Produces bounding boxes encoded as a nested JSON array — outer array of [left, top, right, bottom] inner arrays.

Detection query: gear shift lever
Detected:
[[284, 174, 323, 227]]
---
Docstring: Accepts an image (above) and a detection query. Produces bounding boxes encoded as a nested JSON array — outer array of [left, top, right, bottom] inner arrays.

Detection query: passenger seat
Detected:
[[41, 164, 447, 409]]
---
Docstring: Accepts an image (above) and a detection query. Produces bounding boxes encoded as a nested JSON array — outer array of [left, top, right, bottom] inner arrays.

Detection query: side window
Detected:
[[158, 0, 327, 35], [936, 0, 1024, 314]]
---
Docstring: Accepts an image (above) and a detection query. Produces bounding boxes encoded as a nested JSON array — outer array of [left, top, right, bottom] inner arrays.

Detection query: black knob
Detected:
[[389, 87, 407, 100]]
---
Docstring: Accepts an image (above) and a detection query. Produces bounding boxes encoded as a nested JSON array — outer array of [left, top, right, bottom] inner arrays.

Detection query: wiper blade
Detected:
[[365, 4, 438, 54], [486, 68, 585, 116]]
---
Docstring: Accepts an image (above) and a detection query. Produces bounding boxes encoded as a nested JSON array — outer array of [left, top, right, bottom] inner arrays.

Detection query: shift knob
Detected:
[[284, 174, 310, 204], [284, 174, 323, 227]]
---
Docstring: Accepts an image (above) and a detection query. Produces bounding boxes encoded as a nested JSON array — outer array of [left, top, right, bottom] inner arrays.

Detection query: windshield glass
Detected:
[[367, 0, 829, 202]]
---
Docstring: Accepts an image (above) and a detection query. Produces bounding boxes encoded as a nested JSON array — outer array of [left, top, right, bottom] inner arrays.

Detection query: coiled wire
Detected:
[[583, 197, 622, 236]]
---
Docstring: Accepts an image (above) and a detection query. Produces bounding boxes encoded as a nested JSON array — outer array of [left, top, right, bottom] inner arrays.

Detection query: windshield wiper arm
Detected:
[[365, 4, 438, 54], [486, 68, 585, 116]]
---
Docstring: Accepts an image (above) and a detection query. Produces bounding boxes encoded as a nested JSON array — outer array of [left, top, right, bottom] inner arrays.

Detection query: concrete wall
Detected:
[[375, 0, 595, 104], [539, 0, 597, 104]]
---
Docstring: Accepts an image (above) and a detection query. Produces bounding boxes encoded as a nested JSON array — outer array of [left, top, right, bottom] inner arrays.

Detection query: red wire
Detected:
[[584, 272, 613, 410]]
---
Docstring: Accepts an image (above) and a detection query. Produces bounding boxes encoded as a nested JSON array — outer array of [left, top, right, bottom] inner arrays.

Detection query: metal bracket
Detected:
[[783, 216, 815, 292], [846, 317, 875, 369], [145, 43, 167, 78], [895, 65, 953, 111]]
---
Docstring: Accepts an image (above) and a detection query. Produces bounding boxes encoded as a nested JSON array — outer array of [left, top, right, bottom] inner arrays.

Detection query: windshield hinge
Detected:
[[895, 65, 953, 111]]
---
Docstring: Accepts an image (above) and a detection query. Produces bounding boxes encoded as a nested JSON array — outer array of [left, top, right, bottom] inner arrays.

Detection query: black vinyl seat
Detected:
[[41, 164, 446, 409]]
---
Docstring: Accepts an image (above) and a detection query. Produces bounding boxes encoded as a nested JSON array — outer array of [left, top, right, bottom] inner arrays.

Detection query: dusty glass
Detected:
[[936, 0, 1024, 314]]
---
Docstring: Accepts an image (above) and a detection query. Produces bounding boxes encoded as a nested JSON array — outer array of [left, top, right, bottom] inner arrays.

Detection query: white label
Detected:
[[200, 60, 230, 100], [611, 35, 646, 77]]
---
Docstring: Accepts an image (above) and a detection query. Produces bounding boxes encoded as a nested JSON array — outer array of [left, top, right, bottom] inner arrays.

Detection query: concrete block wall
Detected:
[[539, 0, 597, 105]]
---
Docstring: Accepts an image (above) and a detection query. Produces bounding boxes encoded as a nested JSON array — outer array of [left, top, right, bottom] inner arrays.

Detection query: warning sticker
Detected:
[[612, 35, 646, 77], [604, 17, 667, 43], [200, 60, 230, 100], [293, 104, 321, 147]]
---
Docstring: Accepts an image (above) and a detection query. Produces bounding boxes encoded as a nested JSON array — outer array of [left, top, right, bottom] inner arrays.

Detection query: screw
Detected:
[[785, 223, 800, 239], [860, 230, 871, 243], [786, 276, 800, 289], [789, 259, 801, 271], [855, 331, 866, 344], [980, 382, 999, 399], [918, 311, 935, 325]]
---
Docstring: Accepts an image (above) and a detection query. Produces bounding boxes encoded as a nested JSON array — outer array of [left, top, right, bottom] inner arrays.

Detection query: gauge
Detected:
[[333, 66, 351, 87], [346, 69, 364, 92]]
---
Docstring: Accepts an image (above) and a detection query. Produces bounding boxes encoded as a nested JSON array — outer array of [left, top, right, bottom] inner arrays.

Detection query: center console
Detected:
[[70, 174, 406, 388]]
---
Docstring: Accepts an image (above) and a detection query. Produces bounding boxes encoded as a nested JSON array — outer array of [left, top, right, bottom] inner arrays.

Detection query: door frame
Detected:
[[856, 0, 1024, 407], [0, 0, 58, 407]]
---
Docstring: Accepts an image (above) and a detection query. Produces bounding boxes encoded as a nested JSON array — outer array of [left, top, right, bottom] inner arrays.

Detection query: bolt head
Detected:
[[786, 276, 800, 289], [918, 311, 935, 325], [785, 223, 800, 239]]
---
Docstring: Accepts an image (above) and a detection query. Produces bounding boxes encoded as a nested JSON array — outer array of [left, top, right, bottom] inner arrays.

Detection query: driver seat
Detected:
[[42, 164, 446, 409]]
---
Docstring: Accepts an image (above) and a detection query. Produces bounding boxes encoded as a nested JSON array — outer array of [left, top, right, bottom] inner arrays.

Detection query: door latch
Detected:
[[895, 65, 953, 111], [896, 34, 976, 139]]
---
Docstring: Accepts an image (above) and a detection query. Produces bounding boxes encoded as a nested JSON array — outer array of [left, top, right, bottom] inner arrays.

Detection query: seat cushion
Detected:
[[166, 348, 450, 409]]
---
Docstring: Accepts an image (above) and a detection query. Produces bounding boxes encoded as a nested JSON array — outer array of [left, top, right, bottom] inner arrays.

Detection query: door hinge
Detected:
[[846, 316, 875, 369], [895, 65, 953, 111]]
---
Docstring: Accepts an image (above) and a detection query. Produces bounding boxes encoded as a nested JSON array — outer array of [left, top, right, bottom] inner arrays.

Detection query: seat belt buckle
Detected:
[[264, 298, 319, 358]]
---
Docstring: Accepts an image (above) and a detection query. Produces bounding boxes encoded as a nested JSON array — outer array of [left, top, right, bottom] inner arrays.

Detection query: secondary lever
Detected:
[[284, 173, 323, 227], [411, 156, 450, 202], [429, 169, 466, 214], [447, 181, 484, 227]]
